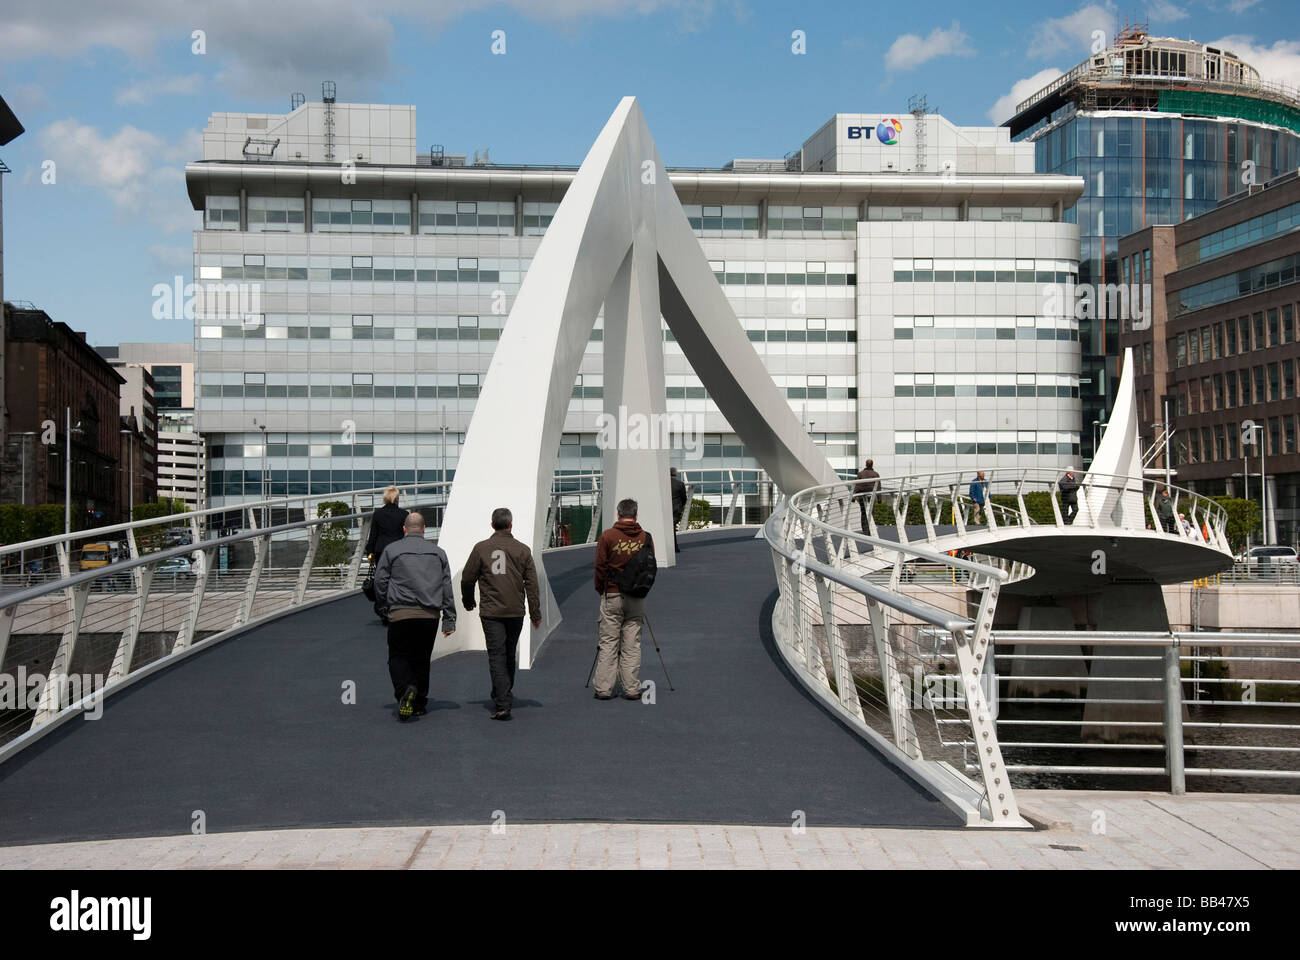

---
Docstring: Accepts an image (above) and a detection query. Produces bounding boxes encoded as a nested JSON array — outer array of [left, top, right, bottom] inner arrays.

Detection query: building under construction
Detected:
[[1006, 25, 1300, 465]]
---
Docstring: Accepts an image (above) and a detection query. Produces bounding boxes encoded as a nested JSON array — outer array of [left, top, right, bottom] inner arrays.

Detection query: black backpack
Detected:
[[617, 532, 657, 598]]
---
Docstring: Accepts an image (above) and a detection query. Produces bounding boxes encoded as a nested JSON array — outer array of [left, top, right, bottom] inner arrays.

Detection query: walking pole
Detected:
[[585, 645, 599, 688], [642, 613, 674, 691]]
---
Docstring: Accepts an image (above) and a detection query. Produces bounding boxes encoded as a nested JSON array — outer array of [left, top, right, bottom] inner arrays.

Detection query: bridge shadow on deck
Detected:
[[0, 529, 955, 846]]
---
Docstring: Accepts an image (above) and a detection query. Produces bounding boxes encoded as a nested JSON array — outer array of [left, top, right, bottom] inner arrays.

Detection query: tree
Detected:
[[315, 501, 352, 566], [131, 499, 188, 554], [1208, 496, 1261, 553]]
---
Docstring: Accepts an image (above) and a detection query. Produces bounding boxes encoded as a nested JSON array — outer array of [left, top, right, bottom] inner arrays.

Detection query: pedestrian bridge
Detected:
[[0, 527, 958, 847], [0, 463, 1266, 843]]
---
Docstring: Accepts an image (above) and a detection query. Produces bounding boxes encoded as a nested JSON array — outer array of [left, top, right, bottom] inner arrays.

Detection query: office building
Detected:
[[98, 342, 206, 511], [186, 97, 1082, 510], [1006, 24, 1300, 464], [1119, 170, 1300, 547]]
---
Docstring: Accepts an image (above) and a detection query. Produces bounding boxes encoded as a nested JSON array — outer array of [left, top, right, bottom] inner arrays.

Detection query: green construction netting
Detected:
[[1158, 89, 1300, 136]]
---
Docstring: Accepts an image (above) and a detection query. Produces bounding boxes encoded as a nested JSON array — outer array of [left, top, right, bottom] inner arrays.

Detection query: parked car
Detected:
[[155, 557, 193, 576], [1237, 547, 1299, 580]]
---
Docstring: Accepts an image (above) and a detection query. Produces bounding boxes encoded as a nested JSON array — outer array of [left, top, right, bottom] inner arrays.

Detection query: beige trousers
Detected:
[[594, 592, 645, 697]]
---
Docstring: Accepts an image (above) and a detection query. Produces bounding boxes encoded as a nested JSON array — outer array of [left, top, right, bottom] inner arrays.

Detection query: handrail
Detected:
[[763, 509, 974, 633], [0, 512, 363, 613]]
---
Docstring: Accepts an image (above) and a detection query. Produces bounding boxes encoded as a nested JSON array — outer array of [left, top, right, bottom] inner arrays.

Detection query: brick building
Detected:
[[1, 303, 127, 525], [1119, 172, 1300, 547]]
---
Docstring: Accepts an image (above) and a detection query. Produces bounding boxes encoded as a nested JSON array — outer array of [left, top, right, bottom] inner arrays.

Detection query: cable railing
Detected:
[[763, 480, 1026, 827], [761, 469, 1244, 824], [988, 631, 1300, 792], [846, 468, 1232, 559]]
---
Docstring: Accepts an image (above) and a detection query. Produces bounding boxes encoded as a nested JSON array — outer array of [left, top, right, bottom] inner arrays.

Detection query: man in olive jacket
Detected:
[[374, 512, 456, 721], [461, 507, 541, 721]]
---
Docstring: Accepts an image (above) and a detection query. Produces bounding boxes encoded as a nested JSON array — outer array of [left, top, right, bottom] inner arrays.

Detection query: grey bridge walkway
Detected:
[[0, 529, 954, 846]]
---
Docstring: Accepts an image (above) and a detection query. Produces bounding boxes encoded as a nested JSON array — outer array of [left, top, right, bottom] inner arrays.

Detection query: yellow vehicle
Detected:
[[79, 542, 117, 571]]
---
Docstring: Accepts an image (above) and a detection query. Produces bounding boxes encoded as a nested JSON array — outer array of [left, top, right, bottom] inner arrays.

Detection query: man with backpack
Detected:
[[461, 507, 542, 722], [592, 497, 656, 700]]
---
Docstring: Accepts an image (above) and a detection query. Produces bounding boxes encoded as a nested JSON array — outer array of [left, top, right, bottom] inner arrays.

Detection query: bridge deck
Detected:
[[0, 529, 955, 846]]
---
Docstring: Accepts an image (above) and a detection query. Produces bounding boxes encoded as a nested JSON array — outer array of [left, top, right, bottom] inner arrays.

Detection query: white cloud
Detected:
[[37, 120, 202, 233], [0, 1, 742, 92], [1211, 36, 1300, 89], [1226, 0, 1262, 13], [988, 68, 1065, 124], [884, 21, 974, 73], [1028, 3, 1114, 60], [115, 74, 204, 106], [148, 243, 195, 270], [1148, 0, 1188, 22]]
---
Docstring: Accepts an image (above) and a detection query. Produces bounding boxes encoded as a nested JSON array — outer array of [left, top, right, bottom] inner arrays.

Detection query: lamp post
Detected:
[[252, 418, 268, 529], [64, 408, 83, 536]]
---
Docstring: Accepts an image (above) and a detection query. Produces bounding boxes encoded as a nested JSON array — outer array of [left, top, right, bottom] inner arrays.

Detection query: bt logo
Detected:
[[847, 119, 901, 144]]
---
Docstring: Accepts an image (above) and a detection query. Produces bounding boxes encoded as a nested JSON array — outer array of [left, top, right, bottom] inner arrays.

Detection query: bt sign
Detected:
[[846, 118, 902, 144]]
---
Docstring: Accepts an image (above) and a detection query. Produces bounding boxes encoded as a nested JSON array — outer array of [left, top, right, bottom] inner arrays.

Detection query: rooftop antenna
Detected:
[[322, 80, 337, 162], [290, 92, 305, 111], [908, 93, 929, 172]]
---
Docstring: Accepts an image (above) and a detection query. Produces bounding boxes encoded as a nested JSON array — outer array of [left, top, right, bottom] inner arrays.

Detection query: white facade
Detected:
[[186, 105, 1084, 507]]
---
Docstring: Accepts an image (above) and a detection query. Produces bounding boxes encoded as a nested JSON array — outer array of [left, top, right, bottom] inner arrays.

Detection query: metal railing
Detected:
[[763, 481, 1027, 827], [988, 631, 1300, 792], [850, 468, 1231, 558], [762, 471, 1240, 823]]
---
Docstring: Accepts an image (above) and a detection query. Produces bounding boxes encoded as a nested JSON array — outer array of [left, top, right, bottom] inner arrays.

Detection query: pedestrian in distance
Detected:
[[670, 467, 687, 553], [1058, 468, 1080, 525], [969, 470, 988, 525], [365, 486, 409, 625], [461, 507, 542, 722], [592, 498, 655, 700], [854, 459, 880, 533], [1156, 487, 1176, 534], [373, 512, 456, 722]]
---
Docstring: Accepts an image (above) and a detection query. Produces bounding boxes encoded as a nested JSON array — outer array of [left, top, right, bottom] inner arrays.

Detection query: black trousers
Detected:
[[672, 511, 682, 551], [857, 496, 869, 532], [1062, 500, 1079, 524], [387, 617, 438, 709], [482, 616, 524, 711]]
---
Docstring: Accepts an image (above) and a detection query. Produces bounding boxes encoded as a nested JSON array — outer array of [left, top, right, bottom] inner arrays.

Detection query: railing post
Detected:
[[33, 581, 92, 725], [347, 513, 371, 590], [108, 564, 155, 684], [236, 533, 270, 627], [951, 576, 1020, 825], [1164, 640, 1186, 795], [864, 597, 918, 757], [814, 573, 865, 722], [295, 523, 324, 604], [175, 545, 214, 652], [920, 482, 937, 544]]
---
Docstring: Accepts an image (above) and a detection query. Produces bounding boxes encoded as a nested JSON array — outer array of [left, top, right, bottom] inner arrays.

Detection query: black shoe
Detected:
[[398, 685, 418, 721], [623, 693, 642, 701], [594, 692, 613, 700], [491, 709, 512, 721]]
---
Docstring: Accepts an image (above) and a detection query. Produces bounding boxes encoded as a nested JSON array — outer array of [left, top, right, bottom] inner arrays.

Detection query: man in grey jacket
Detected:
[[374, 512, 456, 721]]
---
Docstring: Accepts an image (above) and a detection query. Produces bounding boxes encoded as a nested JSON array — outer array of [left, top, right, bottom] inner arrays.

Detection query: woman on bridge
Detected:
[[366, 486, 410, 624]]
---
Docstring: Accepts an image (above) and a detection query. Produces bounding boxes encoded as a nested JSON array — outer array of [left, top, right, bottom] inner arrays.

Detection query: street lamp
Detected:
[[64, 408, 83, 536], [119, 427, 135, 520], [252, 418, 269, 529]]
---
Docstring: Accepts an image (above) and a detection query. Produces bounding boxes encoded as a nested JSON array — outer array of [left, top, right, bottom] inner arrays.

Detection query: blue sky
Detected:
[[1, 0, 1298, 343]]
